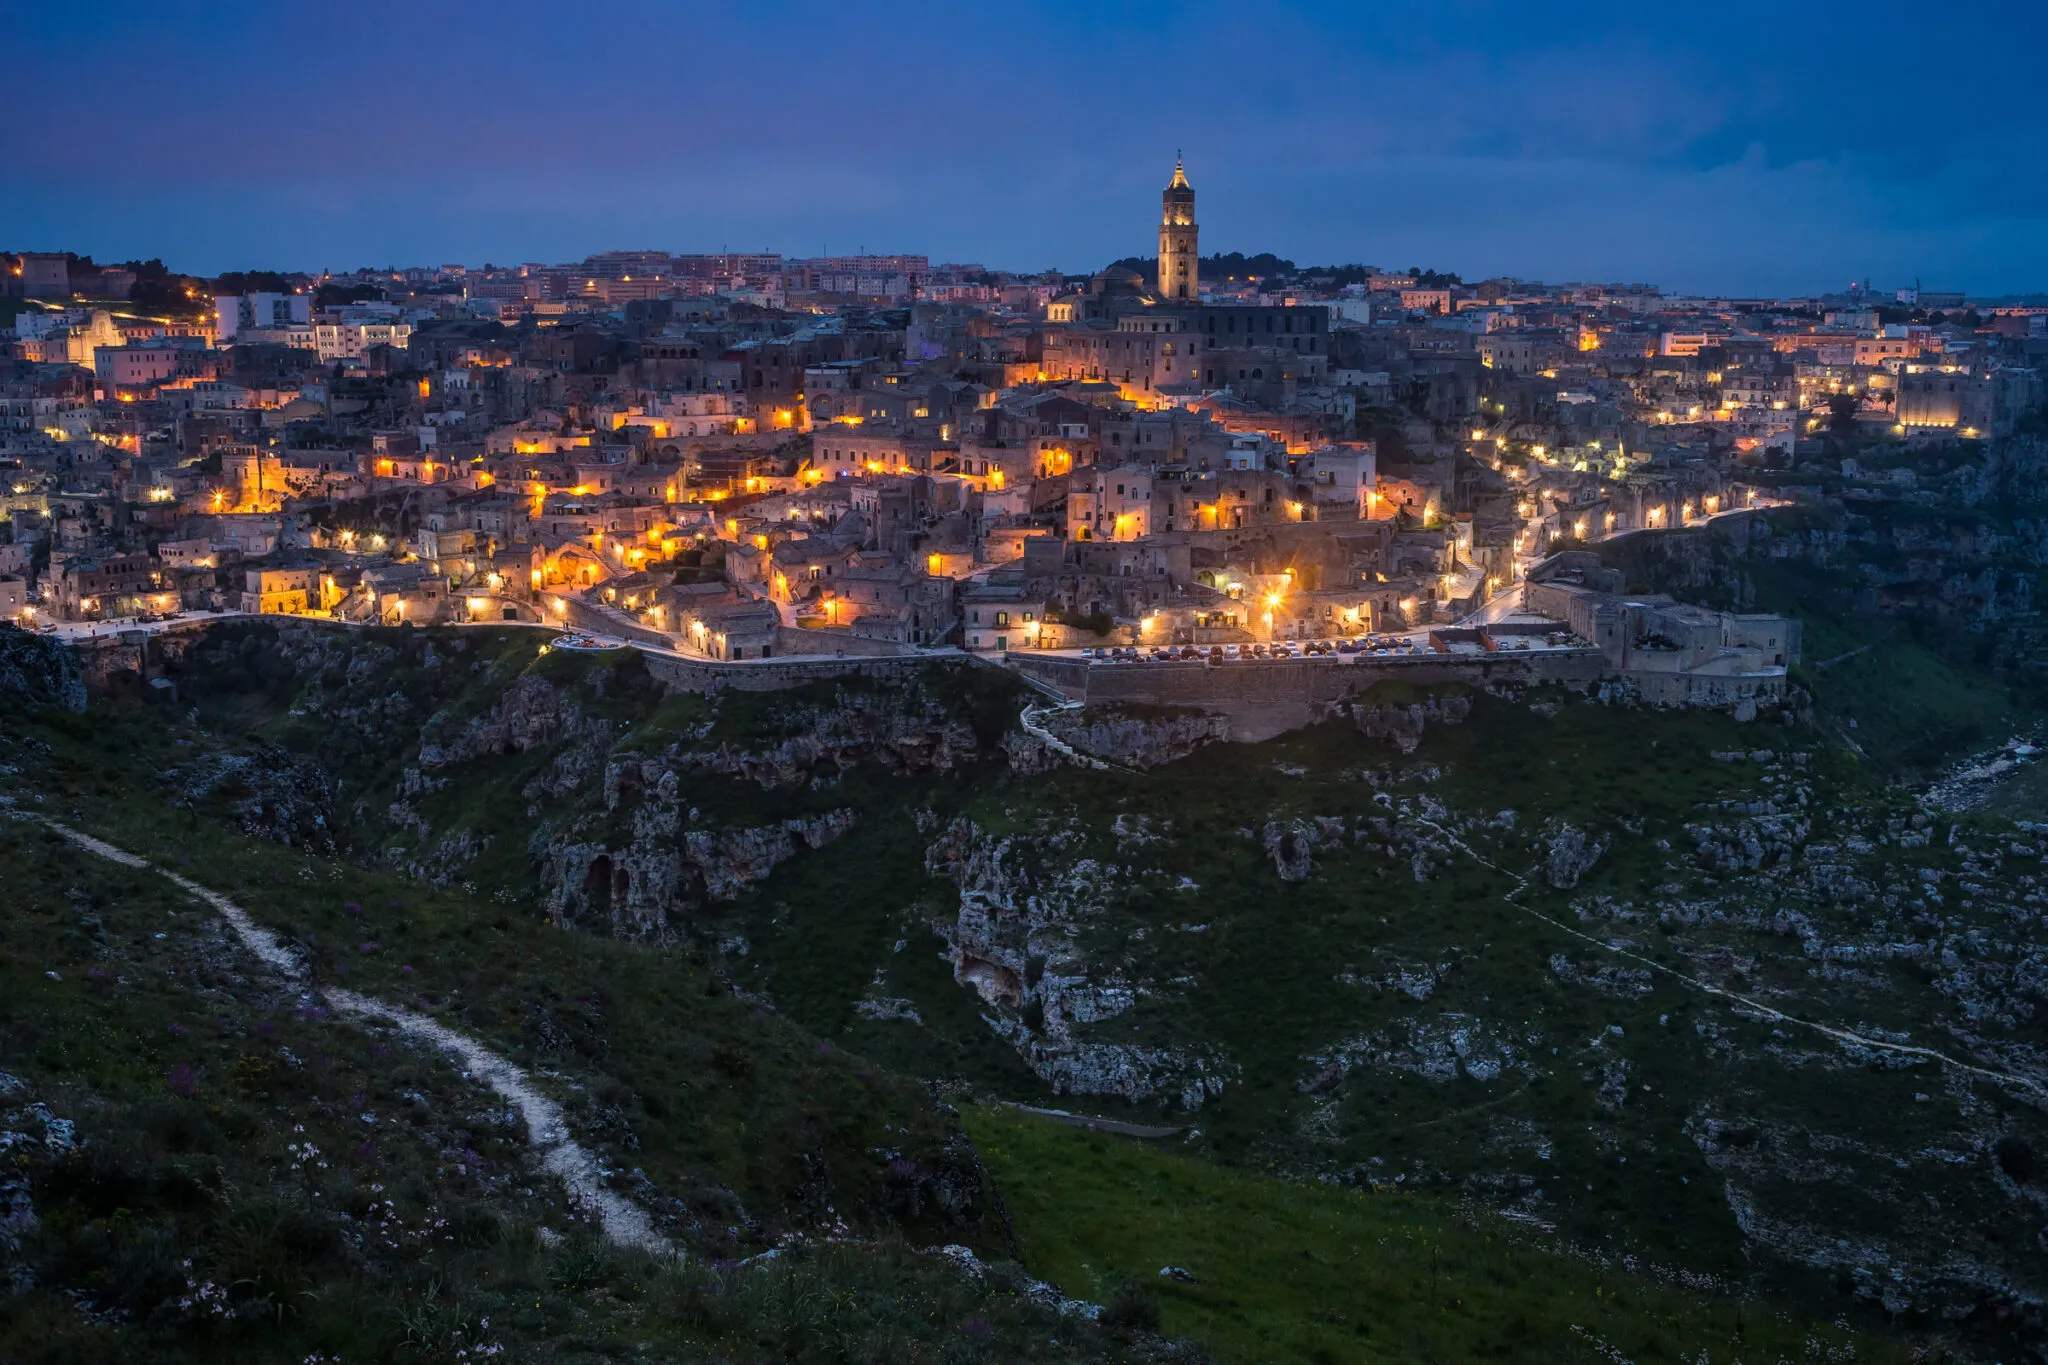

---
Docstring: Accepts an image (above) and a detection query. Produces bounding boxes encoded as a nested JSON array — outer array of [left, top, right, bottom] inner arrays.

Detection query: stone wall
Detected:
[[774, 625, 914, 658], [1007, 647, 1607, 708]]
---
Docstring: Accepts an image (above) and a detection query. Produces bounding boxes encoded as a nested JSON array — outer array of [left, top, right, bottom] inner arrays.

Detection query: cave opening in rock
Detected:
[[586, 855, 613, 918]]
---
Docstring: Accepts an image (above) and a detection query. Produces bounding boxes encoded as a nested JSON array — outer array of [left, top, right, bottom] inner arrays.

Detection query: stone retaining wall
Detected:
[[1008, 647, 1607, 707], [774, 625, 913, 658]]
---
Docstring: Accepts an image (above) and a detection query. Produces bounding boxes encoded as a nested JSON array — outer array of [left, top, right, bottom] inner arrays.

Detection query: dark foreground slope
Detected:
[[0, 618, 2030, 1361]]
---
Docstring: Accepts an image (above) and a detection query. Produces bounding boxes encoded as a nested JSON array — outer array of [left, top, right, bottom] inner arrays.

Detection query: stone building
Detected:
[[1158, 158, 1199, 302]]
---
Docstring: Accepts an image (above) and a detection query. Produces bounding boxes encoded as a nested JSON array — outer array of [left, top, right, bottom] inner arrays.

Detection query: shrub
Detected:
[[1102, 1277, 1161, 1334]]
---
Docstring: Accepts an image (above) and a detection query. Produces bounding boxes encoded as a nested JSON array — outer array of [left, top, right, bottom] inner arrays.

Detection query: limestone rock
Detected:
[[1544, 824, 1605, 889], [173, 745, 339, 854], [1042, 707, 1232, 768], [1352, 694, 1471, 753], [0, 630, 86, 714]]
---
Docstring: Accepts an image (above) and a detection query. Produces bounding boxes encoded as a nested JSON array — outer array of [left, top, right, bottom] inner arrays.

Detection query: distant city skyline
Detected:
[[4, 2, 2044, 296]]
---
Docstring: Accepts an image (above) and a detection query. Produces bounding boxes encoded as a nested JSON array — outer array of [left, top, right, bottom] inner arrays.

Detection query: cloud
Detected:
[[2, 0, 2041, 291]]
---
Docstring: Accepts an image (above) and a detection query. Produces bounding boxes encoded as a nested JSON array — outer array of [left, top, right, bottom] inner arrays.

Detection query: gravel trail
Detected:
[[20, 811, 675, 1257]]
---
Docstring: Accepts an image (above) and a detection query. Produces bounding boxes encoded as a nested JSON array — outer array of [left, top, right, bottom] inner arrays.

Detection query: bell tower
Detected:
[[1158, 155, 1198, 301]]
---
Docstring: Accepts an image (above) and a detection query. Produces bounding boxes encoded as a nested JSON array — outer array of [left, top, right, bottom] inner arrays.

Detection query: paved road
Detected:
[[36, 603, 964, 672], [1455, 501, 1784, 628]]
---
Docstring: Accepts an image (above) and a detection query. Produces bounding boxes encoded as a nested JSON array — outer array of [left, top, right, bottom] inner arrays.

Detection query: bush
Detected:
[[1102, 1277, 1161, 1334]]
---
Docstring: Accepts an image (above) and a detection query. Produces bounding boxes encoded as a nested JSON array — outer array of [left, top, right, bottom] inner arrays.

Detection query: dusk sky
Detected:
[[5, 0, 2044, 296]]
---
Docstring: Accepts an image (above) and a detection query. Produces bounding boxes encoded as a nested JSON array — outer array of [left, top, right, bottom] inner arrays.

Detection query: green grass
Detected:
[[966, 1105, 1904, 1365], [7, 699, 1010, 1260], [7, 618, 2034, 1358], [0, 699, 1165, 1362]]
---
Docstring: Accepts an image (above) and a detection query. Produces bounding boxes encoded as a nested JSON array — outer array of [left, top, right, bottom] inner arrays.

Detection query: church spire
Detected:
[[1159, 155, 1198, 300]]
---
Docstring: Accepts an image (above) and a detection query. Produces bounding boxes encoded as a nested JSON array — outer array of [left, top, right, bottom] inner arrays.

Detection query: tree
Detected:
[[213, 270, 292, 295], [316, 282, 385, 308], [1827, 391, 1861, 439]]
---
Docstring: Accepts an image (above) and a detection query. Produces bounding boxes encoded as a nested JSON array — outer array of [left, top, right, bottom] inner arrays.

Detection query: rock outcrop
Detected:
[[1262, 817, 1346, 882], [538, 809, 855, 938], [1543, 823, 1605, 889], [923, 815, 1232, 1107], [1351, 693, 1472, 753], [682, 688, 983, 787], [0, 629, 86, 714], [171, 745, 339, 853], [1041, 707, 1233, 768]]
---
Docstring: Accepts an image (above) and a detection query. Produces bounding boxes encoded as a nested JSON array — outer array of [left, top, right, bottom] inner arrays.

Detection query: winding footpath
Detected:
[[14, 809, 676, 1258], [1412, 814, 2048, 1099]]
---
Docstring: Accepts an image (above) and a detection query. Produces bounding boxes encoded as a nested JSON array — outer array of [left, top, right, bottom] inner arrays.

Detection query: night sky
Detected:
[[4, 1, 2043, 295]]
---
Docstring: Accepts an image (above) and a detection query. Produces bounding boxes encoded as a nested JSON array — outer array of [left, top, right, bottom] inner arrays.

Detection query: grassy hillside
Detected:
[[3, 620, 2033, 1359], [968, 1106, 1898, 1365], [0, 816, 1158, 1363]]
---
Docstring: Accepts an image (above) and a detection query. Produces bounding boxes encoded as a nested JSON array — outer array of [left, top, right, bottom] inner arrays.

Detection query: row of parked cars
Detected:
[[1078, 635, 1426, 665]]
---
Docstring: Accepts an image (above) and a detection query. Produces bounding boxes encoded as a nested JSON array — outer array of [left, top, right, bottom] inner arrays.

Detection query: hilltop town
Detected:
[[15, 162, 2048, 1363], [17, 162, 2041, 719]]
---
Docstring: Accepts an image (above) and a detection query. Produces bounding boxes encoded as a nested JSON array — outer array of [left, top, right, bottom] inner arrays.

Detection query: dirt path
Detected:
[[20, 811, 676, 1257], [1414, 814, 2048, 1099], [1004, 1102, 1181, 1139]]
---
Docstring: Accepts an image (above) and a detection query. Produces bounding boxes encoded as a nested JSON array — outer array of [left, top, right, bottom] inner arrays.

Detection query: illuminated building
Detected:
[[1158, 157, 1198, 301]]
